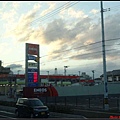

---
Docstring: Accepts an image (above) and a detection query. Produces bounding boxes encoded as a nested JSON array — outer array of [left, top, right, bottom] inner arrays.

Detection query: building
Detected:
[[0, 60, 10, 74], [100, 69, 120, 82]]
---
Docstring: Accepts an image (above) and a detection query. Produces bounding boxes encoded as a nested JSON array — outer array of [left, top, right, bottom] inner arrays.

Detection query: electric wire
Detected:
[[3, 37, 120, 66]]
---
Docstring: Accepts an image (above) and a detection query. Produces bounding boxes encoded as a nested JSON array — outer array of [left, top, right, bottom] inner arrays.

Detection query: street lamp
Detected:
[[17, 70, 21, 75], [14, 70, 21, 98], [78, 71, 80, 84], [92, 70, 95, 80], [9, 71, 13, 97], [62, 66, 69, 86], [46, 71, 49, 83], [64, 66, 69, 76]]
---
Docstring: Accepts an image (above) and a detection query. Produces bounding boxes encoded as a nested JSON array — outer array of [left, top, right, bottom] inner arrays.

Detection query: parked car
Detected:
[[15, 98, 49, 118]]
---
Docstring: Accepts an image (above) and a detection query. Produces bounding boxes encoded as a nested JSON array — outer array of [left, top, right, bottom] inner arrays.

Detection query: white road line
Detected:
[[0, 110, 15, 115], [0, 115, 16, 119], [75, 109, 120, 115], [81, 116, 88, 119]]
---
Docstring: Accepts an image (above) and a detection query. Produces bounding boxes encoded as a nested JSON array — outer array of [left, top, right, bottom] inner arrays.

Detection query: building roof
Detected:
[[112, 69, 120, 75], [100, 69, 120, 77]]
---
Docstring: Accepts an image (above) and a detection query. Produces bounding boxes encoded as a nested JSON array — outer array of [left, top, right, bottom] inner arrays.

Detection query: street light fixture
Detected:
[[64, 66, 69, 76]]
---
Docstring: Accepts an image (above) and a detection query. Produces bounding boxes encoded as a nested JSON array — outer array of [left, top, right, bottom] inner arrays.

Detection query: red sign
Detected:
[[23, 86, 58, 97], [28, 43, 39, 55], [33, 72, 38, 83]]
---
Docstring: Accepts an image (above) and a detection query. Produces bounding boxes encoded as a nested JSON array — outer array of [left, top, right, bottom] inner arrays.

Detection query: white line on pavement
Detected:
[[0, 110, 15, 115], [0, 115, 16, 119]]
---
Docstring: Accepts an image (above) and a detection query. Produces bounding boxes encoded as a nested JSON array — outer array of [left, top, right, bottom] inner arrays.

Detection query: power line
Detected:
[[0, 1, 101, 42], [3, 37, 120, 66], [4, 1, 79, 35], [40, 37, 120, 58], [31, 2, 79, 26], [40, 48, 120, 65]]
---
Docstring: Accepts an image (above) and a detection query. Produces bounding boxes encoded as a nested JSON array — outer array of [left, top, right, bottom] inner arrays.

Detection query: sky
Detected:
[[0, 1, 120, 78]]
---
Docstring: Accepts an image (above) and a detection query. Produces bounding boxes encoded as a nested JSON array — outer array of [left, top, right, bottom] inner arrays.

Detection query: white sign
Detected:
[[34, 88, 47, 93], [28, 62, 37, 67]]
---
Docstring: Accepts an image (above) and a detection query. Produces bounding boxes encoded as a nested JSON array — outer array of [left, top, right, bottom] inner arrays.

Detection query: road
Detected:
[[0, 95, 120, 119], [0, 105, 86, 119]]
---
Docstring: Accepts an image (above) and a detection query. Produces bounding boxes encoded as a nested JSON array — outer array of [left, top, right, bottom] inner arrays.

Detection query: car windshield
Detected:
[[28, 99, 44, 106]]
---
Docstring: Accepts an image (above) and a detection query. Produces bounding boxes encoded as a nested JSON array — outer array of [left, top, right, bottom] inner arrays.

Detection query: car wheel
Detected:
[[30, 113, 34, 118]]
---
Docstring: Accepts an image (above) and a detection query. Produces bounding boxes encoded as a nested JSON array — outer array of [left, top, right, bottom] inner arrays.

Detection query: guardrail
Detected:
[[39, 96, 120, 111]]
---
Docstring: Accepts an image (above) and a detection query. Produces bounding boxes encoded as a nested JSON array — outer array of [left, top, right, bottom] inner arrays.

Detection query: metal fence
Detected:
[[39, 95, 120, 111]]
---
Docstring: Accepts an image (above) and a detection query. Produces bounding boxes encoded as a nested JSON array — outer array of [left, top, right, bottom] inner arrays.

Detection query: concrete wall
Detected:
[[55, 83, 120, 96]]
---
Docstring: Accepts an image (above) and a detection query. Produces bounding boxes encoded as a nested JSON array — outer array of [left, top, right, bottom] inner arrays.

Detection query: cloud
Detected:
[[12, 2, 20, 10], [40, 2, 56, 16], [33, 3, 41, 10], [6, 64, 22, 69], [1, 9, 16, 22], [3, 3, 120, 64], [6, 64, 24, 74], [6, 5, 41, 40], [68, 8, 86, 18], [90, 9, 99, 14]]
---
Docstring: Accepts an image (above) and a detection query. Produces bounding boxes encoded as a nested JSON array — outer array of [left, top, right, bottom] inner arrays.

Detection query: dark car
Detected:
[[15, 98, 49, 118]]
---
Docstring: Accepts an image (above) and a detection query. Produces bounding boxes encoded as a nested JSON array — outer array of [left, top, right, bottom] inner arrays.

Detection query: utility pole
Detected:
[[64, 66, 68, 76], [92, 70, 95, 80], [46, 71, 49, 83], [100, 1, 109, 111], [78, 71, 80, 84], [62, 66, 69, 86]]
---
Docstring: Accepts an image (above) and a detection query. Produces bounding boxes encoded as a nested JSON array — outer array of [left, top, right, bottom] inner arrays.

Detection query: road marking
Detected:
[[81, 116, 88, 119], [0, 110, 14, 115], [74, 109, 120, 115], [0, 115, 16, 119]]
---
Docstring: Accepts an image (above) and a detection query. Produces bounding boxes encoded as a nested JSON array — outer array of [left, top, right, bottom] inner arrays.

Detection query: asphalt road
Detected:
[[0, 105, 86, 119]]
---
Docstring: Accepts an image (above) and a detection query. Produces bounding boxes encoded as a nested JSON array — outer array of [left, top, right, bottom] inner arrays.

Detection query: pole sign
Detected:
[[28, 55, 36, 60], [28, 62, 37, 68], [28, 43, 39, 55], [25, 43, 40, 87]]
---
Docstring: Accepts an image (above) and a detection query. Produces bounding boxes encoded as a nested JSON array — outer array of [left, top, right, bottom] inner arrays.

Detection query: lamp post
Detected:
[[17, 70, 21, 75], [9, 71, 13, 98], [46, 71, 49, 83], [78, 71, 80, 84], [92, 70, 95, 80], [14, 70, 21, 98], [62, 66, 69, 86], [64, 66, 69, 76]]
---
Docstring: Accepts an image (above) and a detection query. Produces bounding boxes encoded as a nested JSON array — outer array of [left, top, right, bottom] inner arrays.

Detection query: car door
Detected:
[[17, 99, 26, 117], [23, 100, 31, 117]]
